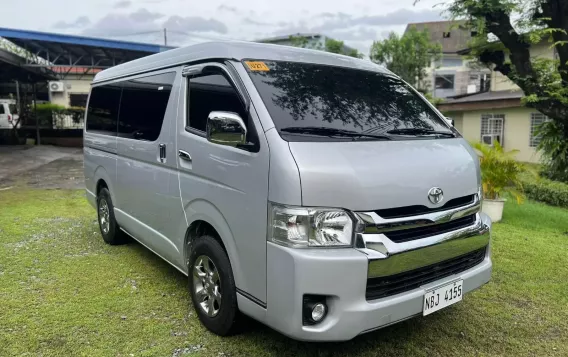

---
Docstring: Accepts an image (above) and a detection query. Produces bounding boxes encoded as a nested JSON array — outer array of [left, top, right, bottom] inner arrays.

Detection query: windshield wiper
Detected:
[[280, 127, 391, 140], [386, 128, 455, 137]]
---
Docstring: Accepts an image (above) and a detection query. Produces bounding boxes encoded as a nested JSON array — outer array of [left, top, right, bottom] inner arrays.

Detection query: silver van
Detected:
[[84, 42, 492, 341]]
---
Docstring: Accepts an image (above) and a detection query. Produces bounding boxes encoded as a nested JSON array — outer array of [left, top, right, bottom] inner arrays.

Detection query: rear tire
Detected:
[[96, 187, 127, 245], [188, 235, 240, 336]]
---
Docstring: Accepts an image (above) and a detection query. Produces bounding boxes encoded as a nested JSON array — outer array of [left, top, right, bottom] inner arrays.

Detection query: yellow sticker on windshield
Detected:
[[245, 61, 270, 71]]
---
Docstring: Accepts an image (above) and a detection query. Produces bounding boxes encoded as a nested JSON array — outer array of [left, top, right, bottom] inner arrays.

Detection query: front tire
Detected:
[[96, 187, 127, 245], [188, 236, 240, 336]]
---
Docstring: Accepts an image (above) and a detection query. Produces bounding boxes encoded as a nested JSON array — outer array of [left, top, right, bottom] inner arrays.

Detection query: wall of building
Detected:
[[426, 54, 490, 98], [450, 107, 543, 163], [48, 76, 93, 107], [491, 41, 555, 92]]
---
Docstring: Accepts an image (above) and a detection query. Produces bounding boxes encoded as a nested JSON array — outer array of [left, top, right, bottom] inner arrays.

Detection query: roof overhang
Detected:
[[0, 47, 56, 82], [438, 97, 522, 112], [0, 27, 175, 69]]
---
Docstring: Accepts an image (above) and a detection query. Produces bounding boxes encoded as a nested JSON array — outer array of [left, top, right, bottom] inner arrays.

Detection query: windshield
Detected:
[[244, 60, 453, 141]]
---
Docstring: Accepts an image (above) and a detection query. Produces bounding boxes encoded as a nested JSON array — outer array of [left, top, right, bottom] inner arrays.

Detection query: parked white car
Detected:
[[0, 99, 20, 129]]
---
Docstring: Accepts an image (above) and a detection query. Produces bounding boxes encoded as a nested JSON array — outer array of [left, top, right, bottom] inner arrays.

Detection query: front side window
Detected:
[[86, 84, 121, 136], [118, 72, 175, 141], [244, 60, 453, 142], [187, 72, 247, 133]]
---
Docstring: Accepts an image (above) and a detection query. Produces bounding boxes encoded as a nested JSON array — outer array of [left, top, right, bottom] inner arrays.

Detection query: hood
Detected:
[[288, 138, 480, 211]]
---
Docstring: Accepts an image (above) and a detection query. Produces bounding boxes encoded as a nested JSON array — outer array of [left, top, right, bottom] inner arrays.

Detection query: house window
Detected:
[[435, 74, 455, 89], [443, 32, 451, 38], [69, 94, 88, 108], [481, 114, 505, 146], [530, 113, 548, 147], [441, 58, 463, 67]]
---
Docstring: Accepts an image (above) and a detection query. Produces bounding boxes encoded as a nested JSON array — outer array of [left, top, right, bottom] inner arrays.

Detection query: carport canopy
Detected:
[[0, 27, 175, 70], [0, 47, 55, 83]]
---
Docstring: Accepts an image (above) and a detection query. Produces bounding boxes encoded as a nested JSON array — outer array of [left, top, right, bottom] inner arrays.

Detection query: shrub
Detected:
[[520, 173, 568, 208], [471, 141, 526, 203]]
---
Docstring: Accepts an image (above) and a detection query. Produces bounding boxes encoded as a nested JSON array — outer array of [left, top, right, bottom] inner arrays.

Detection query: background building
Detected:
[[438, 40, 555, 163], [405, 21, 491, 98]]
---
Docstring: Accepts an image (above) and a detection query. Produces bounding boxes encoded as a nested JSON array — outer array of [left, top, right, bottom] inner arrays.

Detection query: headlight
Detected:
[[269, 204, 354, 248]]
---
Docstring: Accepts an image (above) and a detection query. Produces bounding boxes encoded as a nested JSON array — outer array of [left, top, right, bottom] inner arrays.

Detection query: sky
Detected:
[[2, 0, 447, 55]]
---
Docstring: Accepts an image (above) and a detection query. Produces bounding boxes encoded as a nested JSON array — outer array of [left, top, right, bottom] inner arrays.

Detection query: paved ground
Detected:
[[0, 145, 84, 190]]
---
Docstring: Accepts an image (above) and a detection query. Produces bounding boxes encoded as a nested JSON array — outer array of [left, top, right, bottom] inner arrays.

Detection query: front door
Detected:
[[177, 63, 270, 303]]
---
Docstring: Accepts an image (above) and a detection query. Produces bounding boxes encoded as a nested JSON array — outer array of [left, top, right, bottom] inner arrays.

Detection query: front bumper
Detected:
[[263, 213, 492, 341]]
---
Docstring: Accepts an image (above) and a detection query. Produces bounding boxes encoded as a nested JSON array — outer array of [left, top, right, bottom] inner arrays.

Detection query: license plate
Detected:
[[423, 280, 463, 316]]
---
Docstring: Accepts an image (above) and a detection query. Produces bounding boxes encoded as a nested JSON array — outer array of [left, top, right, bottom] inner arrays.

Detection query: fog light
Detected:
[[303, 295, 328, 325], [311, 303, 326, 321]]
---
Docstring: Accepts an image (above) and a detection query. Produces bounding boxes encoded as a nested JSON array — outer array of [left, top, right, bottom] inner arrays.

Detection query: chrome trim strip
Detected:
[[356, 194, 480, 233], [359, 213, 491, 278]]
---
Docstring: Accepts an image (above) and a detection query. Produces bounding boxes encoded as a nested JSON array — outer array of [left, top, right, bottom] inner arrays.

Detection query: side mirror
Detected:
[[206, 111, 247, 147]]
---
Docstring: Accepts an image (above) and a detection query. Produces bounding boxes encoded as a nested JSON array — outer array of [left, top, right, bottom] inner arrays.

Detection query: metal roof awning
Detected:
[[0, 27, 175, 69], [0, 47, 56, 82]]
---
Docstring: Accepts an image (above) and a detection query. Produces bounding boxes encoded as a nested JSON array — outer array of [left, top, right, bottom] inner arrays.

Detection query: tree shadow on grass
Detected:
[[122, 239, 451, 357]]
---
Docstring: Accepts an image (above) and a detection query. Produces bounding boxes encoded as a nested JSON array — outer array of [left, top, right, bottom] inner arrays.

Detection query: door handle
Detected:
[[159, 144, 166, 163], [178, 150, 192, 161]]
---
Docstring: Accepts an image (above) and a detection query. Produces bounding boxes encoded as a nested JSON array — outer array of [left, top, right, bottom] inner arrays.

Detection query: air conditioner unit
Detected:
[[482, 135, 494, 146], [49, 81, 64, 93]]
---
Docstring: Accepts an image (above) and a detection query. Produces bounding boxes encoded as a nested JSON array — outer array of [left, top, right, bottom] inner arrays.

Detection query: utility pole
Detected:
[[163, 28, 167, 46]]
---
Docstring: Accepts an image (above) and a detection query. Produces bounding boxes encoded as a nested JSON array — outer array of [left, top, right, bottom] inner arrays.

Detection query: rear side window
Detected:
[[118, 72, 175, 141], [86, 84, 121, 136], [0, 105, 5, 114]]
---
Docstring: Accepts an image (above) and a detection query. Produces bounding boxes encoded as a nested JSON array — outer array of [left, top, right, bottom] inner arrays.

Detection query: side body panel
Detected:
[[83, 131, 118, 207]]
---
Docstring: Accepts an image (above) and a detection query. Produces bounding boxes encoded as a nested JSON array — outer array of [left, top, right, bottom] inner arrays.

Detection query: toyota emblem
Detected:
[[428, 187, 444, 204]]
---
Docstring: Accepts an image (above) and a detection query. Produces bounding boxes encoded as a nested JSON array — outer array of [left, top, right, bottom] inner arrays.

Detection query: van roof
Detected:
[[93, 41, 388, 83]]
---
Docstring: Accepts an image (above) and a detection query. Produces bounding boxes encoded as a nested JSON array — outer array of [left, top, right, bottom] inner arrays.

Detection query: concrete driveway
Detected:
[[0, 145, 84, 189]]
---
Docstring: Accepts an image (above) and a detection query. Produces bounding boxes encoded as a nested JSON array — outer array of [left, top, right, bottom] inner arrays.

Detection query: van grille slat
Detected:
[[383, 214, 476, 243], [374, 194, 475, 219], [366, 248, 486, 300]]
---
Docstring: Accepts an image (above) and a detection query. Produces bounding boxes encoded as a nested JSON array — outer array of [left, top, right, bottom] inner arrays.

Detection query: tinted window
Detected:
[[70, 93, 88, 108], [245, 60, 451, 141], [0, 105, 4, 114], [188, 73, 247, 132], [118, 72, 175, 141], [86, 85, 121, 135]]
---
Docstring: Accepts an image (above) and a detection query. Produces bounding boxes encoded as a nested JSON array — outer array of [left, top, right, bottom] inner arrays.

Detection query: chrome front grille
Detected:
[[355, 192, 491, 280], [383, 214, 476, 243]]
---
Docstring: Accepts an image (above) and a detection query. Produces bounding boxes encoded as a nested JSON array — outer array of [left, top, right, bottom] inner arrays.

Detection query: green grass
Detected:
[[1, 189, 567, 356]]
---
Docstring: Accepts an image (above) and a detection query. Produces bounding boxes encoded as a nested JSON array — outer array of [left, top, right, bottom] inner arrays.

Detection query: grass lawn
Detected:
[[1, 189, 567, 357]]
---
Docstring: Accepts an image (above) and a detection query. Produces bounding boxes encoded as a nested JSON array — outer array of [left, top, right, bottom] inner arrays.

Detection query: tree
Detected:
[[288, 35, 364, 58], [369, 26, 442, 91], [424, 0, 568, 181]]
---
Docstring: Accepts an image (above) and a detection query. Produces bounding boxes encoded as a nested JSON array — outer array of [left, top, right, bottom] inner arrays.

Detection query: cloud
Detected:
[[163, 16, 228, 34], [52, 16, 90, 29], [217, 4, 238, 13], [311, 9, 443, 33], [129, 8, 163, 22], [114, 0, 131, 9], [82, 9, 163, 37], [242, 18, 273, 27]]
